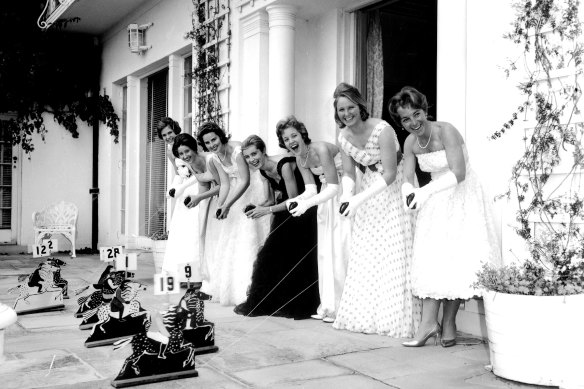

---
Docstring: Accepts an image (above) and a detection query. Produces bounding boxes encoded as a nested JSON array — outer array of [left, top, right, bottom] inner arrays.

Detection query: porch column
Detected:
[[168, 54, 183, 132], [266, 4, 296, 153], [240, 10, 269, 143], [125, 75, 147, 243]]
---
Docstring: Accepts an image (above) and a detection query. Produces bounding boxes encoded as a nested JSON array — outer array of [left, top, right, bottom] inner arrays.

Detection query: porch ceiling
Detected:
[[48, 0, 150, 35]]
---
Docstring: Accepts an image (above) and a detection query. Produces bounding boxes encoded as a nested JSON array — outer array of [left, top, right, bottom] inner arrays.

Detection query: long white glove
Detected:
[[339, 176, 356, 204], [408, 171, 458, 210], [401, 182, 415, 209], [289, 184, 339, 217], [285, 184, 317, 211], [340, 175, 387, 217], [174, 176, 197, 198]]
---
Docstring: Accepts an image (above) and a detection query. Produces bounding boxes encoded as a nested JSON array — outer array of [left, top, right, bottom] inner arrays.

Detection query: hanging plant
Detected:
[[0, 1, 119, 157], [476, 0, 584, 296], [185, 0, 230, 130]]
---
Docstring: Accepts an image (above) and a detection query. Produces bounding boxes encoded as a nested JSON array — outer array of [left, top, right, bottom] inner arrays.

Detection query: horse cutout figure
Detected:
[[79, 271, 144, 330], [181, 286, 219, 355], [110, 290, 202, 387], [75, 265, 115, 318], [8, 257, 68, 314], [84, 279, 149, 348], [77, 269, 137, 330]]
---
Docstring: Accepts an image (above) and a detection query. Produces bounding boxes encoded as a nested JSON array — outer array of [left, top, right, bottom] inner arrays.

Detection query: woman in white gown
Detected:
[[332, 83, 421, 337], [389, 86, 501, 347], [162, 133, 228, 288], [196, 122, 270, 305], [281, 116, 352, 323]]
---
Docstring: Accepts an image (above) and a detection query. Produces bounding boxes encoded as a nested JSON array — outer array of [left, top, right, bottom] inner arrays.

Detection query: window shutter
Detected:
[[145, 69, 168, 236]]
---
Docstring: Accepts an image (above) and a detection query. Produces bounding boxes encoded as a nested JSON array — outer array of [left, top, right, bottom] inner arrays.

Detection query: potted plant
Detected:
[[476, 1, 584, 387], [150, 230, 169, 274]]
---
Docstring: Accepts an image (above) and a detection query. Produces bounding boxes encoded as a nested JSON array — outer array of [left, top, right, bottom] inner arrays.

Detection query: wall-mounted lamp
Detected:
[[127, 23, 154, 55]]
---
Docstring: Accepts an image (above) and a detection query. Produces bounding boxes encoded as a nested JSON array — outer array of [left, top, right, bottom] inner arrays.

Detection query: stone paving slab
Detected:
[[0, 253, 557, 389], [232, 359, 352, 387]]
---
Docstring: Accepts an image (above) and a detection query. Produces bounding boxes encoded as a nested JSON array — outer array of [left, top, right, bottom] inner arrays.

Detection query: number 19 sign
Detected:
[[154, 272, 179, 295]]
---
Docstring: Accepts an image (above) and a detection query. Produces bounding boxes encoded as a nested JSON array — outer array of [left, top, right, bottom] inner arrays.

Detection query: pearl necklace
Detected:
[[300, 147, 310, 168], [218, 145, 227, 162], [416, 125, 433, 149]]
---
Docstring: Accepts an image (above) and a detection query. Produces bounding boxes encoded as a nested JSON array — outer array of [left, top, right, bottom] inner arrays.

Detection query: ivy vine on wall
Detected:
[[0, 2, 119, 157], [185, 0, 230, 131]]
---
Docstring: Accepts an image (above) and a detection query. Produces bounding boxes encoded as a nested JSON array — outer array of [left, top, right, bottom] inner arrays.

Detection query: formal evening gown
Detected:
[[334, 121, 421, 337], [163, 155, 218, 284], [235, 157, 320, 319], [309, 152, 352, 321], [410, 145, 501, 299], [205, 146, 270, 305]]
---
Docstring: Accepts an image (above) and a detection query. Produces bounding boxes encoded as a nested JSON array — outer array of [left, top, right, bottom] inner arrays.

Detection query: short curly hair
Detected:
[[275, 115, 312, 149], [388, 86, 429, 127], [157, 117, 182, 139], [172, 133, 198, 158], [333, 83, 370, 128], [196, 122, 230, 152]]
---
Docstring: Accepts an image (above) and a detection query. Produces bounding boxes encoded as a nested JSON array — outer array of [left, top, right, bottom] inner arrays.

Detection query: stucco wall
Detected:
[[19, 114, 93, 251], [98, 0, 194, 247]]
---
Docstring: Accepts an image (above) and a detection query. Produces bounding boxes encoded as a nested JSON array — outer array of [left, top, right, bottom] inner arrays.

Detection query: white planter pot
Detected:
[[483, 291, 584, 387], [152, 240, 167, 274]]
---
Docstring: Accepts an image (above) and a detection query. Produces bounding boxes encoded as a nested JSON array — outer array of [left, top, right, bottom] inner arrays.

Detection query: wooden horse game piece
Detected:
[[180, 287, 219, 355], [77, 270, 135, 329], [75, 265, 115, 318], [8, 258, 67, 314], [84, 280, 149, 347], [110, 292, 203, 387]]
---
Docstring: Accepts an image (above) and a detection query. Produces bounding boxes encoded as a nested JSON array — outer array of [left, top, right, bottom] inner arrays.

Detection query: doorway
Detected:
[[357, 0, 437, 185]]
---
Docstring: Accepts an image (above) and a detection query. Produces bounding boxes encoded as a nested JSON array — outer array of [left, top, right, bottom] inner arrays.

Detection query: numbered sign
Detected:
[[42, 239, 58, 253], [115, 253, 137, 271], [100, 246, 123, 262], [32, 244, 51, 258], [153, 272, 180, 295], [179, 263, 193, 280]]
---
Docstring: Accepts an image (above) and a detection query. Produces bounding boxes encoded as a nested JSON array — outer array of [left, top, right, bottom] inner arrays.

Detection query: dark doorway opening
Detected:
[[358, 0, 437, 185]]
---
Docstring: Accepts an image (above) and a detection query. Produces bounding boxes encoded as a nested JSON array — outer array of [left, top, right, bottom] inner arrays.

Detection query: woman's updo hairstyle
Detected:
[[196, 122, 230, 152], [172, 133, 198, 158], [333, 82, 370, 128], [275, 115, 312, 149], [157, 117, 182, 139], [388, 86, 429, 127], [242, 134, 267, 153]]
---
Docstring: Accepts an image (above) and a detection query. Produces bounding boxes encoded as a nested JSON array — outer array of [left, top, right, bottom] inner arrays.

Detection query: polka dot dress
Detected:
[[333, 121, 421, 337]]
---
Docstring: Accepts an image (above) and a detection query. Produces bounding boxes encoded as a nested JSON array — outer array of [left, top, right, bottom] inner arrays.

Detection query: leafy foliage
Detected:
[[0, 1, 119, 156], [477, 0, 584, 296], [185, 0, 229, 130]]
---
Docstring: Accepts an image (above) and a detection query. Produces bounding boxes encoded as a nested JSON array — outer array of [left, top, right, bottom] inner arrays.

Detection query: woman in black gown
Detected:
[[234, 134, 320, 319]]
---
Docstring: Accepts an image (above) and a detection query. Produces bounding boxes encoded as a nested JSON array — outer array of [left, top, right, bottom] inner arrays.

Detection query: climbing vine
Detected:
[[477, 0, 584, 295], [185, 0, 230, 130]]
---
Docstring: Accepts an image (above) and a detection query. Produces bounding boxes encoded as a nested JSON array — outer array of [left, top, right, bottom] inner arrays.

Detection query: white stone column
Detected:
[[267, 5, 296, 153], [240, 11, 269, 144], [167, 54, 182, 222], [125, 75, 147, 244]]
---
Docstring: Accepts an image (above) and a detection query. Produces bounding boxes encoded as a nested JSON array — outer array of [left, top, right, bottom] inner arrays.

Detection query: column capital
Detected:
[[242, 10, 269, 39], [266, 4, 296, 30]]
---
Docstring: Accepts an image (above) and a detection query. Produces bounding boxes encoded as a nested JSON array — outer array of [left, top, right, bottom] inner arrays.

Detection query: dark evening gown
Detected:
[[234, 157, 320, 319]]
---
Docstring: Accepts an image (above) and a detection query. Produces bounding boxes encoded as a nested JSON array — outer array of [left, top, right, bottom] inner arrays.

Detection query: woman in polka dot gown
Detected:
[[333, 83, 421, 337]]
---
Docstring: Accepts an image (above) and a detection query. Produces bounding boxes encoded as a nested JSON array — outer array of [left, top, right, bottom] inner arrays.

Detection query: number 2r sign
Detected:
[[100, 246, 123, 262]]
